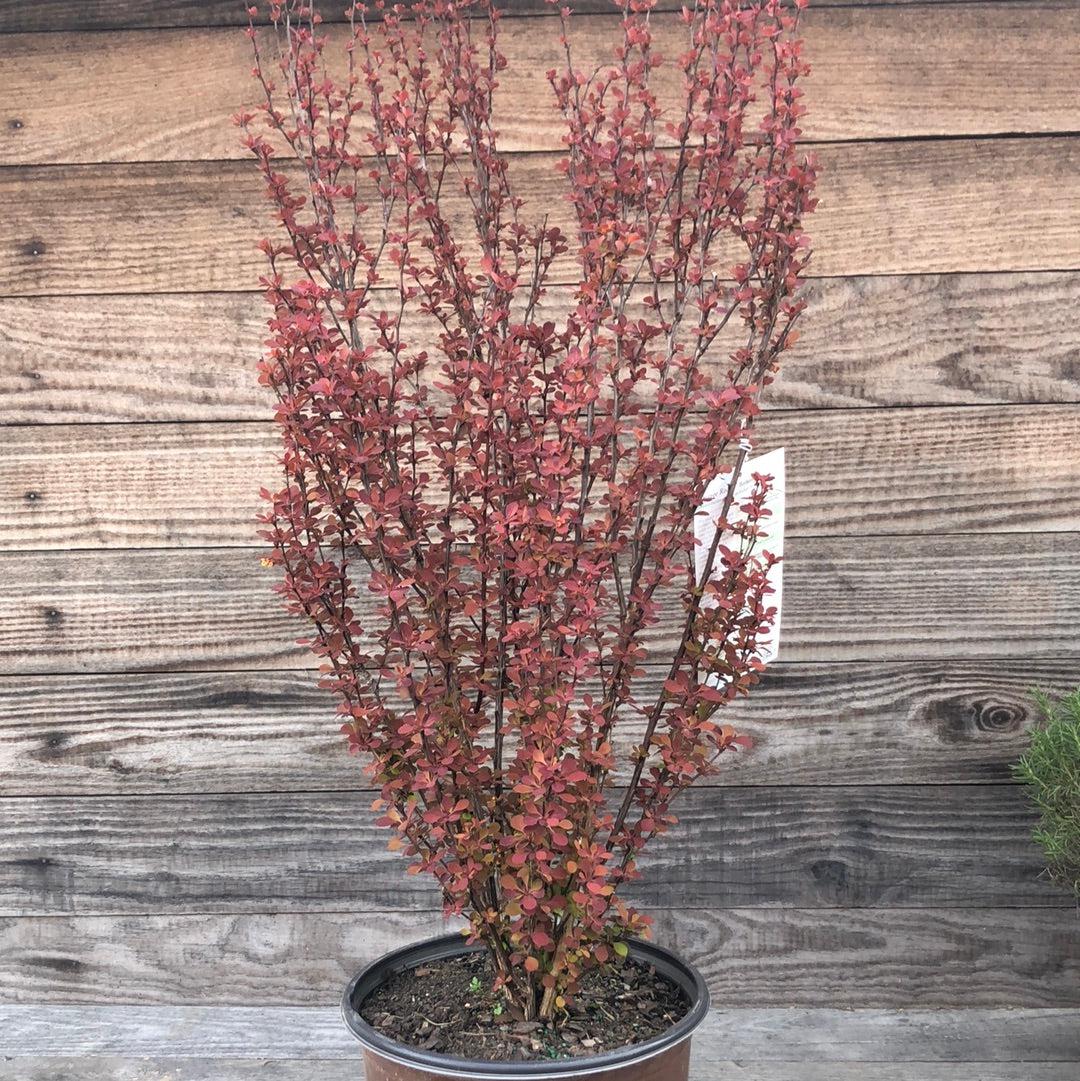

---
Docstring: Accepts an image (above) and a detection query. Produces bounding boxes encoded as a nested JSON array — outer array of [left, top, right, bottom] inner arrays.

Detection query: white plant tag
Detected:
[[694, 447, 785, 668]]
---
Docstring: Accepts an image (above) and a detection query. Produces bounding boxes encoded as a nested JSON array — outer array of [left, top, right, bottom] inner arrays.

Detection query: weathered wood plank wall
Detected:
[[1, 0, 1079, 1028]]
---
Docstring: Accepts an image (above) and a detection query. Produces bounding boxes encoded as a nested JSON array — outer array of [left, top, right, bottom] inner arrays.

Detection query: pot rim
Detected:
[[341, 932, 710, 1079]]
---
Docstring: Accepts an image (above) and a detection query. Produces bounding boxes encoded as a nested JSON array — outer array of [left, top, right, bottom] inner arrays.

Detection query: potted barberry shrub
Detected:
[[237, 0, 815, 1076]]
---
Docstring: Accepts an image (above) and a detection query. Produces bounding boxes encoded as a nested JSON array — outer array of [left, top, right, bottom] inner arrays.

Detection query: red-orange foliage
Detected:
[[238, 0, 815, 1020]]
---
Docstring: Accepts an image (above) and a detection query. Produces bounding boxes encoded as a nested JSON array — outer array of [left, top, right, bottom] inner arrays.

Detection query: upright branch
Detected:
[[238, 0, 815, 1022]]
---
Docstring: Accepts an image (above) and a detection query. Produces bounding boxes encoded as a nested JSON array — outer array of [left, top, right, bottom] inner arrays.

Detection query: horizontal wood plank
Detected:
[[0, 785, 1063, 915], [0, 534, 1077, 674], [3, 272, 1080, 424], [4, 1003, 1078, 1059], [3, 138, 1079, 297], [0, 0, 1038, 33], [0, 0, 688, 33], [4, 404, 1078, 549], [1, 909, 1078, 1007], [4, 6, 1077, 165], [3, 660, 1073, 796]]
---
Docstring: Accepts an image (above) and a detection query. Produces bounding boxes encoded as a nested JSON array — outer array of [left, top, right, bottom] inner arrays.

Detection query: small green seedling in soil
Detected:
[[468, 976, 482, 995]]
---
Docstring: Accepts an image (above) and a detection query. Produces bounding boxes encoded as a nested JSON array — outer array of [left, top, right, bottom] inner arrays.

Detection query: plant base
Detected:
[[342, 934, 709, 1081]]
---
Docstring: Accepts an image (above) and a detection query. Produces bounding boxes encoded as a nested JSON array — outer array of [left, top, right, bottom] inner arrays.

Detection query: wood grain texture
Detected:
[[3, 137, 1079, 297], [3, 273, 1080, 424], [1, 534, 1077, 674], [0, 786, 1063, 916], [0, 0, 685, 33], [4, 5, 1077, 164], [2, 910, 1079, 1009], [5, 1003, 1078, 1058], [4, 404, 1078, 549], [3, 661, 1073, 796], [0, 0, 1042, 32], [0, 291, 267, 424]]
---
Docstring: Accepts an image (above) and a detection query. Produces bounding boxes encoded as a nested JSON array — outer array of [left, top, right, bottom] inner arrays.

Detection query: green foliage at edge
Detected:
[[1015, 688, 1080, 898]]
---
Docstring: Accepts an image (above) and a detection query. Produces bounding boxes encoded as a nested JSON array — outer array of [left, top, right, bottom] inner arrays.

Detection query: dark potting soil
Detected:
[[358, 951, 690, 1063]]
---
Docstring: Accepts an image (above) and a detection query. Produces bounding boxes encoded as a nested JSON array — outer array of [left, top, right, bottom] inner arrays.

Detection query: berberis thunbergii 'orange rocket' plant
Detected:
[[239, 0, 815, 1022]]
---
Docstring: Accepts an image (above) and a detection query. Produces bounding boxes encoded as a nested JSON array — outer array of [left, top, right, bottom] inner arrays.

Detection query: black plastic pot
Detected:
[[342, 933, 710, 1081]]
